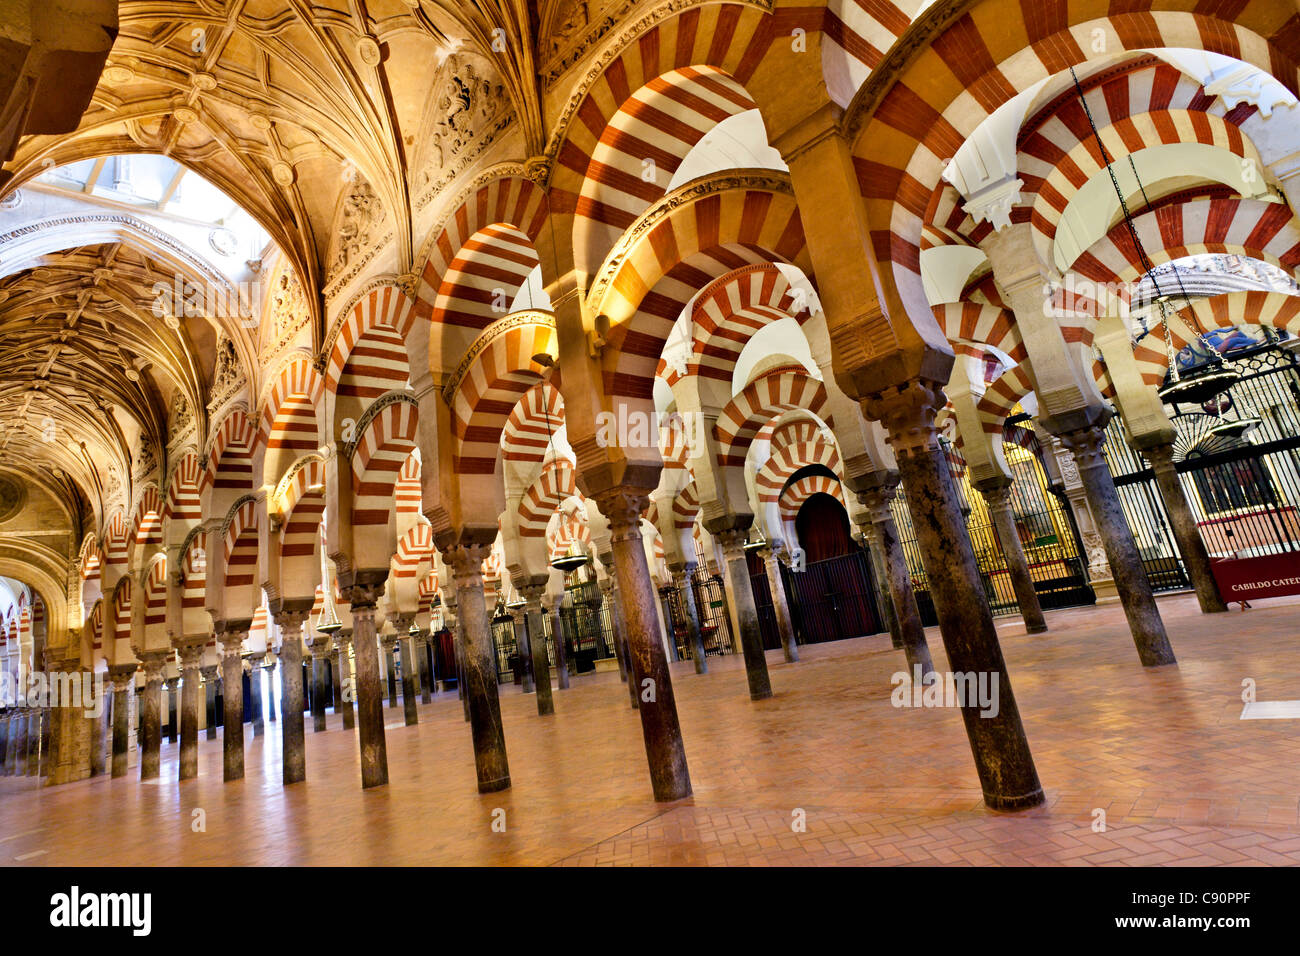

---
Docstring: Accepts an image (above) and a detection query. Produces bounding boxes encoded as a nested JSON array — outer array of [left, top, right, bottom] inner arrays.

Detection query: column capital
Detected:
[[1055, 423, 1109, 470], [714, 526, 749, 555], [854, 468, 902, 519], [387, 612, 416, 635], [273, 608, 310, 633], [140, 651, 167, 681], [591, 487, 651, 536], [107, 663, 137, 691], [860, 379, 945, 459], [973, 474, 1014, 507], [218, 630, 247, 658], [442, 542, 492, 581], [1138, 438, 1177, 471], [176, 642, 205, 669], [199, 664, 218, 682], [343, 582, 385, 610]]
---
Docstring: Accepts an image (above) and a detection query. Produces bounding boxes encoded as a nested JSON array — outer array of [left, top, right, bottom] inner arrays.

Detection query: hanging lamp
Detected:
[[313, 525, 343, 635], [1068, 67, 1238, 407]]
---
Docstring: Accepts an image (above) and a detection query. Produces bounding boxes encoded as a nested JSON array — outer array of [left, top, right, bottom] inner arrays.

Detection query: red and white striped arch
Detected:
[[755, 439, 843, 504], [571, 65, 758, 281], [143, 555, 167, 631], [278, 456, 326, 566], [86, 601, 103, 653], [851, 2, 1300, 308], [415, 175, 549, 323], [450, 319, 558, 474], [111, 577, 132, 647], [131, 485, 163, 551], [548, 509, 592, 562], [165, 452, 203, 526], [1070, 198, 1300, 286], [204, 408, 256, 496], [102, 510, 129, 571], [501, 382, 565, 465], [672, 480, 700, 531], [259, 356, 325, 461], [395, 452, 422, 517], [548, 2, 776, 206], [931, 300, 1027, 364], [326, 284, 415, 407], [393, 522, 435, 580], [977, 361, 1036, 435], [822, 0, 925, 108], [689, 263, 811, 382], [518, 458, 577, 538], [182, 532, 206, 618], [715, 368, 830, 465], [222, 498, 259, 595], [779, 474, 846, 526], [593, 185, 810, 403], [419, 570, 439, 614], [351, 397, 420, 531]]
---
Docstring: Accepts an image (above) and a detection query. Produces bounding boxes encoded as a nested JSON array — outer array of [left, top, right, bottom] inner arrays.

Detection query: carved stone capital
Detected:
[[273, 608, 310, 634], [108, 664, 138, 692], [592, 487, 651, 536], [140, 651, 168, 681], [218, 630, 248, 658], [442, 542, 493, 580], [860, 379, 945, 459], [176, 642, 206, 669], [1056, 424, 1109, 471], [1141, 441, 1177, 474], [973, 474, 1014, 510]]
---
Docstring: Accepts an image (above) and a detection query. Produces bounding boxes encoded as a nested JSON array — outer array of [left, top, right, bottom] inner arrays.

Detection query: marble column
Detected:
[[863, 381, 1042, 810], [607, 581, 639, 711], [109, 666, 133, 778], [670, 565, 708, 674], [1056, 423, 1176, 666], [274, 608, 309, 784], [330, 648, 343, 716], [308, 642, 330, 732], [382, 638, 399, 709], [347, 582, 389, 789], [446, 544, 510, 793], [26, 709, 41, 776], [521, 581, 554, 717], [166, 679, 179, 743], [510, 609, 534, 694], [761, 547, 799, 663], [602, 580, 630, 683], [266, 660, 277, 722], [595, 489, 692, 802], [714, 526, 772, 700], [858, 524, 903, 648], [334, 631, 355, 731], [0, 713, 10, 776], [418, 633, 433, 704], [858, 473, 934, 676], [217, 629, 247, 782], [548, 598, 570, 690], [1142, 440, 1228, 614], [177, 643, 204, 780], [389, 616, 419, 727], [10, 708, 28, 775], [202, 665, 218, 740], [89, 692, 107, 777], [975, 477, 1048, 634], [247, 656, 265, 738], [139, 652, 165, 781]]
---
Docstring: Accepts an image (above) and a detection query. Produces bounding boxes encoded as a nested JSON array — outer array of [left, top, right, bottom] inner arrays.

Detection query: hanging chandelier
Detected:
[[313, 526, 343, 635], [550, 539, 588, 574], [1069, 67, 1238, 407]]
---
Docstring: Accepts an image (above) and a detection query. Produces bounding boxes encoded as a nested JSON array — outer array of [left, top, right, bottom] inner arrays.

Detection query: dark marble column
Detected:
[[858, 473, 934, 676], [330, 649, 343, 713], [1142, 440, 1228, 614], [10, 708, 28, 775], [202, 665, 218, 740], [760, 548, 799, 663], [166, 680, 179, 743], [548, 598, 570, 690], [389, 616, 419, 727], [859, 524, 903, 648], [446, 544, 510, 793], [1056, 423, 1176, 666], [382, 639, 399, 709], [418, 633, 433, 704], [714, 525, 772, 700], [510, 608, 535, 694], [217, 629, 247, 782], [594, 489, 692, 802], [346, 581, 389, 789], [521, 581, 554, 717], [247, 656, 265, 738], [109, 666, 133, 778], [177, 644, 203, 781], [140, 653, 165, 781], [26, 709, 41, 776], [863, 380, 1043, 811], [604, 580, 639, 710], [602, 580, 630, 683], [334, 631, 355, 731], [670, 565, 708, 674], [308, 644, 329, 732], [975, 477, 1048, 634], [88, 696, 107, 777], [273, 608, 309, 784], [265, 660, 277, 723], [0, 713, 10, 776]]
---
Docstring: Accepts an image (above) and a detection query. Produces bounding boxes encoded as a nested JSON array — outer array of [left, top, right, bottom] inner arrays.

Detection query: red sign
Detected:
[[1210, 552, 1300, 601]]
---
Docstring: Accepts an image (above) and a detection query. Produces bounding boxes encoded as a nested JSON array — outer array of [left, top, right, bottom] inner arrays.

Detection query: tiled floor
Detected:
[[3, 591, 1300, 866]]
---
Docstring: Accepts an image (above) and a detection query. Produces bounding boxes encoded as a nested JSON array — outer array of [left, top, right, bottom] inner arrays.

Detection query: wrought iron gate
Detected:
[[780, 547, 883, 644], [1105, 334, 1300, 577], [661, 568, 736, 659], [891, 435, 1094, 622]]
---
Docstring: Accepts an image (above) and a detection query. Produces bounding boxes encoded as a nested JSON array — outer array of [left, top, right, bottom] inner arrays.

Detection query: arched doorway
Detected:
[[758, 491, 882, 646]]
